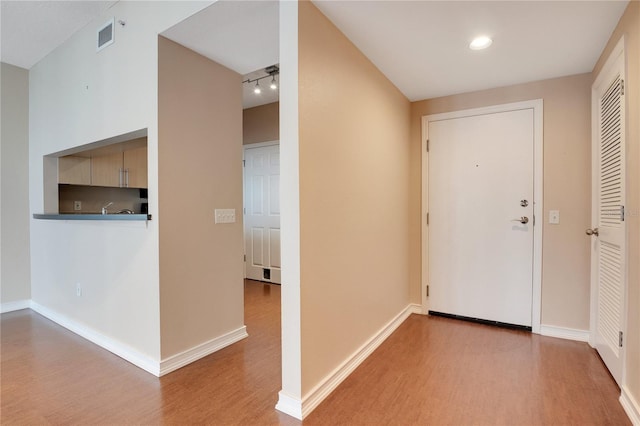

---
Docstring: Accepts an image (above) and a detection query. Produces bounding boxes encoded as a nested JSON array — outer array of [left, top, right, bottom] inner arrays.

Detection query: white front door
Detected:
[[589, 40, 626, 386], [244, 143, 281, 284], [426, 106, 538, 328]]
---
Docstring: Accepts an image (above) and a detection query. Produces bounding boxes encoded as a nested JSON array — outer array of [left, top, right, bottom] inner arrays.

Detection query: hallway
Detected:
[[1, 280, 630, 425]]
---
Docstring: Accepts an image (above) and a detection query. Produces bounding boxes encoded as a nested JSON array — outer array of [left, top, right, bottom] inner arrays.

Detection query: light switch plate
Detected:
[[549, 210, 560, 224], [215, 209, 236, 224]]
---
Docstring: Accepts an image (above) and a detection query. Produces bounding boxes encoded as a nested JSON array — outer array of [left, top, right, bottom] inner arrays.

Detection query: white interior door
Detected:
[[244, 143, 281, 284], [590, 41, 626, 386], [428, 108, 535, 328]]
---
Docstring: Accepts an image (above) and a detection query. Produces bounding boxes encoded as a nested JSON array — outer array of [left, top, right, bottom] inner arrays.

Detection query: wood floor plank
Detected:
[[305, 315, 630, 426], [1, 283, 630, 425]]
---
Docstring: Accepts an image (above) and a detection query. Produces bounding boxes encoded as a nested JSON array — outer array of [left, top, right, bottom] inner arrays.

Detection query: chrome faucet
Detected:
[[101, 202, 113, 215]]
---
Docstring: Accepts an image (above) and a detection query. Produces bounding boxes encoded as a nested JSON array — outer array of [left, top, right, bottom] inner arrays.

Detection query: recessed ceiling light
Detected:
[[469, 36, 493, 50]]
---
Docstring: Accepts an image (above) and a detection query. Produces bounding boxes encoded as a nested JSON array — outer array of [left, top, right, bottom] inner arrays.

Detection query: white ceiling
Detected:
[[0, 0, 629, 106], [313, 0, 629, 100], [0, 0, 117, 69], [161, 0, 278, 76], [160, 0, 280, 109]]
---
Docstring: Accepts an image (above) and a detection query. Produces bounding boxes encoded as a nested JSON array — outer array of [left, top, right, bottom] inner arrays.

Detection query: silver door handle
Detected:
[[586, 228, 599, 236], [512, 216, 529, 224]]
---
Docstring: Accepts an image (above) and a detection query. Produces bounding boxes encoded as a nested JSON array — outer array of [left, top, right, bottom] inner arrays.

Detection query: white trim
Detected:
[[159, 326, 248, 376], [592, 37, 625, 90], [30, 302, 160, 376], [277, 0, 303, 413], [1, 299, 31, 313], [243, 140, 279, 149], [28, 302, 248, 378], [539, 325, 589, 342], [421, 99, 544, 333], [299, 303, 420, 419], [276, 391, 303, 420], [408, 303, 423, 315], [620, 386, 640, 426]]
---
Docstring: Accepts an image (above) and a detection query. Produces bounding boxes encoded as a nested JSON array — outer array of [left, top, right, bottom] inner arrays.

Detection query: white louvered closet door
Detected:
[[591, 44, 626, 387]]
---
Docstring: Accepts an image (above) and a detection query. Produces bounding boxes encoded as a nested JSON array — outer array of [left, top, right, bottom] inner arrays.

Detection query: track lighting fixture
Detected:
[[243, 64, 279, 96]]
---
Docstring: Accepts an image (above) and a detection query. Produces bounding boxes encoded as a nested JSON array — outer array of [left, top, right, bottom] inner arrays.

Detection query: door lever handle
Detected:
[[586, 228, 599, 236], [512, 216, 529, 224]]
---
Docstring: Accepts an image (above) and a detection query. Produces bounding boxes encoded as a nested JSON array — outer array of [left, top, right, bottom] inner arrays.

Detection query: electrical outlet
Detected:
[[74, 201, 82, 211], [76, 283, 82, 297], [549, 210, 560, 224]]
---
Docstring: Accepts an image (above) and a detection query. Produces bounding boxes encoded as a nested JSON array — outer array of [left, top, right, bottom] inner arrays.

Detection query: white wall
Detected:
[[1, 63, 31, 309], [28, 1, 211, 362]]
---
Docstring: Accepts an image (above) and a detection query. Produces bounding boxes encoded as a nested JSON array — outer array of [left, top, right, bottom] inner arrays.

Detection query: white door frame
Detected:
[[588, 36, 627, 383], [421, 99, 543, 334], [243, 140, 280, 280]]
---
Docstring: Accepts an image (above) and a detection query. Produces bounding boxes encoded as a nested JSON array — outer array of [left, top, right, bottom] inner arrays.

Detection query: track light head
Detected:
[[254, 81, 261, 94]]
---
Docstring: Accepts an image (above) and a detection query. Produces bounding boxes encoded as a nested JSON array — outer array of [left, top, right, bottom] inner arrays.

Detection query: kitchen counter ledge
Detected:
[[33, 213, 152, 221]]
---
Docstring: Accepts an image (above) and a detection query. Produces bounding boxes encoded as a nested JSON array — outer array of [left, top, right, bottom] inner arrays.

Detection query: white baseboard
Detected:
[[276, 391, 303, 420], [299, 303, 420, 419], [539, 325, 589, 342], [621, 386, 640, 426], [1, 299, 31, 313], [30, 301, 161, 375], [408, 303, 422, 314], [30, 302, 249, 378], [159, 326, 248, 376]]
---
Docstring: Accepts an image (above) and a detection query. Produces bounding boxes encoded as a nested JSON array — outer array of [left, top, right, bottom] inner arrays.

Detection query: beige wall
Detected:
[[593, 0, 640, 410], [1, 63, 31, 306], [158, 37, 244, 358], [298, 2, 411, 395], [243, 102, 279, 145], [411, 73, 593, 330]]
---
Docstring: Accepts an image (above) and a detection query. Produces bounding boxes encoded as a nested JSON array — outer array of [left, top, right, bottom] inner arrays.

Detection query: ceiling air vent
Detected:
[[97, 18, 115, 52]]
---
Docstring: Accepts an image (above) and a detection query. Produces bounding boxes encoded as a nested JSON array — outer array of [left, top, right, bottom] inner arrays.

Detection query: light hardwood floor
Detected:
[[1, 280, 630, 425]]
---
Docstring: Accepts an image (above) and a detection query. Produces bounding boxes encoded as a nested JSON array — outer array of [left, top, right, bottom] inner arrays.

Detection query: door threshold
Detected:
[[428, 311, 532, 332]]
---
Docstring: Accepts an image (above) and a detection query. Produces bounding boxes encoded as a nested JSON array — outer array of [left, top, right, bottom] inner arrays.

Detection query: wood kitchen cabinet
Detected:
[[91, 152, 123, 187], [123, 146, 148, 188], [58, 156, 91, 185], [57, 137, 147, 189], [90, 147, 148, 188]]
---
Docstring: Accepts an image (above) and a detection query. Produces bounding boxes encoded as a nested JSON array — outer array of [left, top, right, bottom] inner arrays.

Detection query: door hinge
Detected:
[[621, 205, 625, 222], [426, 139, 430, 152], [242, 160, 246, 167], [426, 285, 429, 297], [619, 331, 623, 347], [621, 79, 625, 96], [426, 212, 429, 225], [244, 254, 246, 262]]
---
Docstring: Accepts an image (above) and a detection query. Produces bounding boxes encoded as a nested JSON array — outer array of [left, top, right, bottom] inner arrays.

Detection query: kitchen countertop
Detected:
[[33, 213, 152, 221]]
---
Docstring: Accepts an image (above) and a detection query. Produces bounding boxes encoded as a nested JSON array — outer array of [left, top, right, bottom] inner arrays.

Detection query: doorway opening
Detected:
[[243, 140, 281, 285]]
